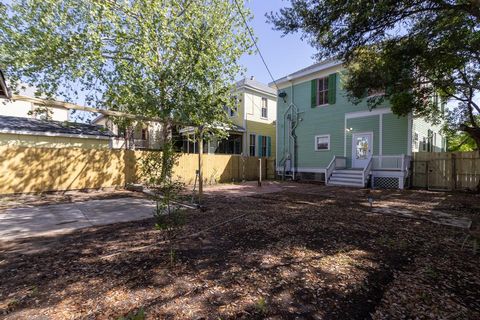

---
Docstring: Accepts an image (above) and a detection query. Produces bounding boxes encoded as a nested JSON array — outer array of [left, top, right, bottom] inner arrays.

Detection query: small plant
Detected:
[[141, 140, 185, 266], [118, 307, 145, 320], [169, 248, 176, 266], [254, 297, 268, 315]]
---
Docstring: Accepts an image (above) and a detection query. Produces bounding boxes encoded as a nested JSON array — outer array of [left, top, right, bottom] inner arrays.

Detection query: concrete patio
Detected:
[[0, 197, 156, 241]]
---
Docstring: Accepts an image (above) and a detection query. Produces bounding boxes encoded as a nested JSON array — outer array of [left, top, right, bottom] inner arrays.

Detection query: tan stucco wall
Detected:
[[0, 147, 273, 194], [0, 133, 110, 149]]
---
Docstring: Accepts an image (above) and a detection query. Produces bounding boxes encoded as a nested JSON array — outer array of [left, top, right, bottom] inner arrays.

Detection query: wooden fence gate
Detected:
[[412, 151, 480, 191]]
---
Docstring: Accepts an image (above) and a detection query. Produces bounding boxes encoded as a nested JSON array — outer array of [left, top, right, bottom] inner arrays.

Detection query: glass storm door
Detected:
[[352, 132, 373, 168]]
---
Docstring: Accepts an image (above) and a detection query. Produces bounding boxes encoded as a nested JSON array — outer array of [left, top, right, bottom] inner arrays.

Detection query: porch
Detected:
[[326, 155, 411, 189]]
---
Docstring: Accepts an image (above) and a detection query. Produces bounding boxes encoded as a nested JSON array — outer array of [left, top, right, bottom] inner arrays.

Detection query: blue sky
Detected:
[[239, 0, 317, 84]]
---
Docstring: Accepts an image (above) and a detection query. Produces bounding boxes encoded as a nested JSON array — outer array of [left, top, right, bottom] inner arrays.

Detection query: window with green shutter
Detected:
[[328, 73, 336, 104], [257, 135, 263, 157], [311, 73, 337, 107], [310, 79, 317, 108]]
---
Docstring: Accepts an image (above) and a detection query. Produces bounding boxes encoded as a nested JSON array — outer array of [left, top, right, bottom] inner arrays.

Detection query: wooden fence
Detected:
[[0, 146, 275, 194], [411, 151, 480, 191]]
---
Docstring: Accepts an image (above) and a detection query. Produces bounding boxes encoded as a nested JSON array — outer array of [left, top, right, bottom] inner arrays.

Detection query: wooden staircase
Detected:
[[328, 169, 365, 187]]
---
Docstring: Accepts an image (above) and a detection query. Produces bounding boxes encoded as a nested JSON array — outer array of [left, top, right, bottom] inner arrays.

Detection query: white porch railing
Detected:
[[325, 156, 347, 184], [372, 155, 411, 172]]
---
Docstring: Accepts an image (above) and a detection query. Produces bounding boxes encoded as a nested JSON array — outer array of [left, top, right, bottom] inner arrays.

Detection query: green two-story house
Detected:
[[272, 60, 445, 189]]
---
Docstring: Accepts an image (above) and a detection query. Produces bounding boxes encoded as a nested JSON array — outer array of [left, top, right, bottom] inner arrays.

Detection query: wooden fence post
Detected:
[[258, 157, 262, 187], [451, 153, 457, 191]]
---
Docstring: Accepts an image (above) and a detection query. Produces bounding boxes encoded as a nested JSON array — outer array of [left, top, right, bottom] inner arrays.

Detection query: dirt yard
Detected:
[[0, 183, 479, 319]]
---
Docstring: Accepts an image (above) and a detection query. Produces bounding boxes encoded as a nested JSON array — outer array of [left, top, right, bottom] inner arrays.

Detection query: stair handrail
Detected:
[[362, 157, 373, 187], [325, 156, 337, 184], [326, 156, 347, 184]]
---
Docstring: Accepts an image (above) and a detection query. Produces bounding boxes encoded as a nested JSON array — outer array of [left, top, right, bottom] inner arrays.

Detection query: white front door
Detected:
[[352, 132, 373, 168]]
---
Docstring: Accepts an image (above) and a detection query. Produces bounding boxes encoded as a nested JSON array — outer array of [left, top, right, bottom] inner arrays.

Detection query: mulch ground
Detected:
[[0, 184, 479, 319]]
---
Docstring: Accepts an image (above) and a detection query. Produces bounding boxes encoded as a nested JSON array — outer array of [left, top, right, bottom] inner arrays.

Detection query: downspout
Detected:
[[290, 79, 295, 179]]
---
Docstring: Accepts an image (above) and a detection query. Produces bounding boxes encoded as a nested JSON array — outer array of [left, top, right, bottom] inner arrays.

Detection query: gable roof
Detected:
[[269, 59, 342, 88], [236, 78, 277, 96], [0, 70, 10, 99], [0, 115, 115, 139]]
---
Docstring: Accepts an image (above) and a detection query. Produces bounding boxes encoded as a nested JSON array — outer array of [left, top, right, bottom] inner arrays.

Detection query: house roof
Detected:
[[236, 78, 277, 96], [269, 59, 342, 88], [0, 115, 115, 139], [0, 70, 10, 99]]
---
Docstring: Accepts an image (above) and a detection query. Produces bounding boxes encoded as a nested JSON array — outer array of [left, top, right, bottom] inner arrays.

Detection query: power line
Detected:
[[233, 0, 279, 89]]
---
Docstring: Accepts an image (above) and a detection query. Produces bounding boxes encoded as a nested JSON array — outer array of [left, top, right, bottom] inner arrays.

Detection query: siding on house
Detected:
[[276, 64, 404, 170], [234, 82, 277, 158], [274, 62, 446, 173], [245, 119, 276, 157], [412, 117, 445, 152], [382, 113, 409, 155]]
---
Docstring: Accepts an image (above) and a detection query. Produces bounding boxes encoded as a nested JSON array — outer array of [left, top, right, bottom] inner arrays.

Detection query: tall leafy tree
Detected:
[[0, 0, 252, 196], [0, 0, 251, 135], [268, 0, 480, 149]]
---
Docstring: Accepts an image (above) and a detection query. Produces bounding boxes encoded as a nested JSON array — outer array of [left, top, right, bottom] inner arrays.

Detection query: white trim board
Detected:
[[345, 108, 392, 119], [407, 112, 413, 156], [276, 166, 326, 174], [272, 60, 342, 88]]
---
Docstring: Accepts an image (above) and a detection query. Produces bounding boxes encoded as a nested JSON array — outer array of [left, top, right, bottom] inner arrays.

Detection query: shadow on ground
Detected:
[[0, 184, 479, 319]]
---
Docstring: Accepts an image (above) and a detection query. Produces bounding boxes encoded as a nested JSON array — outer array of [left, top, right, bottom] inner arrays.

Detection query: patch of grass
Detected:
[[118, 307, 145, 320], [254, 297, 268, 315]]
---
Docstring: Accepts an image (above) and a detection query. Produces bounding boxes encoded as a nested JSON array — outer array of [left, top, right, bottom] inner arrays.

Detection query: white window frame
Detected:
[[314, 134, 330, 151], [317, 77, 329, 106], [261, 98, 268, 119], [249, 133, 256, 157]]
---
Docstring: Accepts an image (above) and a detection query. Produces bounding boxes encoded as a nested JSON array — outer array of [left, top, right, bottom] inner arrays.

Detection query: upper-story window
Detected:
[[261, 98, 268, 118], [224, 95, 238, 117], [317, 77, 329, 105], [223, 105, 237, 117]]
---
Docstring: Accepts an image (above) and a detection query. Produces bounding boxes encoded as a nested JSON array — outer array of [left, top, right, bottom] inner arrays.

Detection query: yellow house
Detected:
[[181, 77, 277, 158]]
